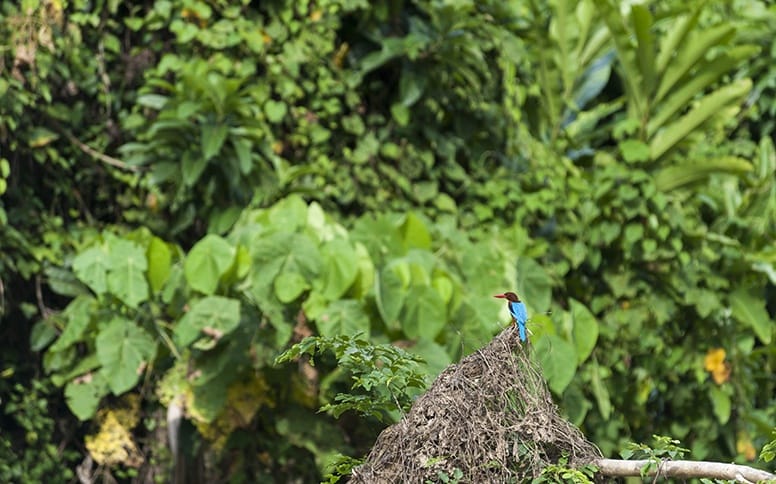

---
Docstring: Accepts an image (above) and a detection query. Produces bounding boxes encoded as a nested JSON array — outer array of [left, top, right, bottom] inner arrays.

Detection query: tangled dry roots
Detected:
[[350, 328, 602, 483]]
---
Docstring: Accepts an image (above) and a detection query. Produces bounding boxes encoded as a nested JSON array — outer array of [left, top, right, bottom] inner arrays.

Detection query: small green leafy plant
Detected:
[[533, 454, 597, 484], [620, 435, 690, 477], [760, 429, 776, 462], [276, 334, 428, 421]]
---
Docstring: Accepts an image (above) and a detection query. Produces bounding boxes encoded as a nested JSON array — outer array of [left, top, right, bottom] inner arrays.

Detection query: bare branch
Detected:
[[596, 458, 775, 483], [59, 127, 140, 172]]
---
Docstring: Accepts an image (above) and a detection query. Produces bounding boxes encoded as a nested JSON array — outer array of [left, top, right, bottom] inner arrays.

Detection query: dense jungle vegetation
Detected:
[[1, 0, 776, 482]]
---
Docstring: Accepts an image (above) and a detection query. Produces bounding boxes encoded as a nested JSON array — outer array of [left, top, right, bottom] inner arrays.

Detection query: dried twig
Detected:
[[58, 127, 139, 172]]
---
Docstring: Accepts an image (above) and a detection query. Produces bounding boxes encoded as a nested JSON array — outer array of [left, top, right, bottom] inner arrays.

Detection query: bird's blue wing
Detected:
[[509, 301, 529, 342], [508, 301, 528, 324]]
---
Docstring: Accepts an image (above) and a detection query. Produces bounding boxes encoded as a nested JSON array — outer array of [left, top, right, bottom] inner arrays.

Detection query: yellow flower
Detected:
[[737, 432, 757, 461], [704, 348, 730, 384]]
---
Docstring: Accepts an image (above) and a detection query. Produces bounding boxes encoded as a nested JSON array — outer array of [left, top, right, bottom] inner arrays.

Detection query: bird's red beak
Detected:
[[493, 293, 507, 299]]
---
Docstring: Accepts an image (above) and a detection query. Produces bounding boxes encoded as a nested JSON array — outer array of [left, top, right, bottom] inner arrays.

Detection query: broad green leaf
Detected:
[[30, 320, 58, 351], [106, 237, 149, 308], [96, 317, 157, 395], [359, 36, 416, 74], [319, 238, 359, 300], [572, 54, 613, 110], [654, 24, 735, 103], [185, 234, 236, 295], [264, 100, 288, 123], [709, 386, 731, 424], [647, 46, 759, 136], [562, 384, 592, 426], [174, 296, 241, 347], [570, 298, 598, 364], [407, 339, 450, 376], [730, 288, 773, 344], [315, 299, 370, 338], [201, 123, 229, 161], [526, 313, 556, 339], [655, 10, 701, 75], [650, 79, 752, 160], [594, 0, 645, 114], [619, 139, 650, 163], [453, 300, 498, 355], [391, 103, 410, 127], [402, 286, 446, 340], [400, 212, 431, 250], [302, 290, 329, 321], [253, 231, 320, 287], [352, 242, 376, 298], [432, 276, 454, 305], [590, 360, 611, 419], [50, 296, 96, 352], [655, 156, 753, 192], [208, 205, 241, 234], [181, 150, 208, 186], [136, 93, 169, 110], [375, 265, 406, 329], [190, 377, 229, 423], [274, 271, 309, 303], [399, 69, 425, 107], [232, 137, 253, 174], [268, 195, 308, 230], [516, 257, 553, 316], [65, 372, 109, 421], [248, 231, 316, 346], [44, 266, 89, 297], [51, 353, 100, 387], [28, 127, 59, 147], [162, 265, 185, 305], [534, 335, 577, 394], [147, 236, 172, 293], [631, 4, 655, 95], [72, 246, 109, 295]]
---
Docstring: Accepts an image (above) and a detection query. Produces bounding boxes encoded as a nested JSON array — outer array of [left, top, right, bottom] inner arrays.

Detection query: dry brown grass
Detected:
[[350, 328, 601, 483]]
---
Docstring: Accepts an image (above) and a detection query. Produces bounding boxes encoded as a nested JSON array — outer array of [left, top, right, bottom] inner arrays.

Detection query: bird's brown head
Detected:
[[494, 292, 520, 302]]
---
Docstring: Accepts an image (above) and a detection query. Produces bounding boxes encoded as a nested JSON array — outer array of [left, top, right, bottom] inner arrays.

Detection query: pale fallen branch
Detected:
[[61, 128, 140, 172], [596, 458, 776, 483]]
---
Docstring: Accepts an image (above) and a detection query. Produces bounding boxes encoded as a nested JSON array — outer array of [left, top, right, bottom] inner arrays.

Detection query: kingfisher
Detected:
[[494, 292, 528, 342]]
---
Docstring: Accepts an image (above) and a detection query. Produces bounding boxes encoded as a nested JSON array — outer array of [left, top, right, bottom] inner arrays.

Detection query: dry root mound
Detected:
[[351, 328, 602, 483]]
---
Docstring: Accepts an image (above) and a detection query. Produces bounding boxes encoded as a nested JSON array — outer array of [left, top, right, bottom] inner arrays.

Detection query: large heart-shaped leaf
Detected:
[[534, 335, 577, 394], [96, 317, 157, 395], [730, 288, 772, 344], [106, 238, 149, 308], [65, 373, 109, 421], [402, 286, 446, 340], [72, 245, 109, 295], [570, 298, 599, 364], [185, 235, 236, 295], [174, 296, 241, 347], [315, 299, 370, 338], [318, 238, 358, 300]]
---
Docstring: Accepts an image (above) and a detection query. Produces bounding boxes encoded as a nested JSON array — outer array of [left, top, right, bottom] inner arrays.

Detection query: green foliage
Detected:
[[3, 0, 776, 480], [39, 195, 532, 478], [621, 435, 690, 477], [321, 454, 365, 484], [761, 430, 776, 462], [428, 467, 464, 484], [276, 334, 427, 421], [0, 380, 79, 483], [533, 454, 597, 484]]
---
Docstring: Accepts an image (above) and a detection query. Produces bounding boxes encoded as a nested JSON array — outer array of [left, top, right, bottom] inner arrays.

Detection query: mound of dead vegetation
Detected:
[[350, 328, 602, 483]]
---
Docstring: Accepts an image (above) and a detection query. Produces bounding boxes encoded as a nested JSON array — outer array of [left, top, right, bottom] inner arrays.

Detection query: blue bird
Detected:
[[494, 292, 528, 342]]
